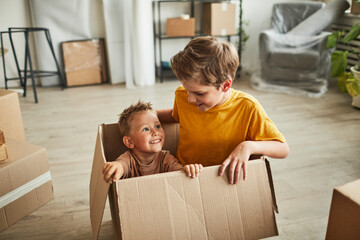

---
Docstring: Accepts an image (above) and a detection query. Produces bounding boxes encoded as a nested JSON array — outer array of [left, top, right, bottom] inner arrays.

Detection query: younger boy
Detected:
[[157, 36, 289, 184], [103, 101, 203, 182]]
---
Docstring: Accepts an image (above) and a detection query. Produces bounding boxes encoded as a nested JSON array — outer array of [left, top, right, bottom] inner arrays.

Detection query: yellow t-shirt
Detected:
[[172, 86, 286, 166]]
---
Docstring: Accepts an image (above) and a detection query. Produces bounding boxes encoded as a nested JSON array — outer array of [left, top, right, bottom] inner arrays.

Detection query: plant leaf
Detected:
[[337, 72, 349, 93], [331, 51, 348, 77], [326, 33, 338, 49], [345, 77, 360, 97], [343, 24, 360, 43]]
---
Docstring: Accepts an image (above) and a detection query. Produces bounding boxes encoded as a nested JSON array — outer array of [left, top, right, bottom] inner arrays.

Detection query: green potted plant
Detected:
[[326, 23, 360, 107]]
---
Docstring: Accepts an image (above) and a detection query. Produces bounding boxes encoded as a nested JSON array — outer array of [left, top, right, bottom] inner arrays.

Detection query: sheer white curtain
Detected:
[[103, 0, 155, 87]]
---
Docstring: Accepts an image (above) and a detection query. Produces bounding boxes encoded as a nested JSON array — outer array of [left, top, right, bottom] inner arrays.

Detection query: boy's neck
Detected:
[[131, 150, 159, 165]]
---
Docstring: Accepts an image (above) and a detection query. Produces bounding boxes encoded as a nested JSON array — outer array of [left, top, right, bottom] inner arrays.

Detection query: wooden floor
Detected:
[[1, 75, 359, 240]]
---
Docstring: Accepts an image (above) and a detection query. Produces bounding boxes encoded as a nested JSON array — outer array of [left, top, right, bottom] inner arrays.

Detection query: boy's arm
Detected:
[[219, 140, 289, 184], [157, 108, 177, 123], [102, 161, 125, 182]]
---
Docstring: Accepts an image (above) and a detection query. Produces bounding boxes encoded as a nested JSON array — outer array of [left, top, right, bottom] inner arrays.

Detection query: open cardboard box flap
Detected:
[[90, 123, 278, 240]]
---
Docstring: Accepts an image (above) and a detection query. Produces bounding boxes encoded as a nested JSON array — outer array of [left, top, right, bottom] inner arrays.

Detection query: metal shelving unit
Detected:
[[152, 0, 243, 82]]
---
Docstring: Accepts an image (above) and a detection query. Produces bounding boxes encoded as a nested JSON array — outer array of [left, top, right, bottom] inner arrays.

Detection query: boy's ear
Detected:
[[222, 79, 232, 92], [123, 136, 134, 149]]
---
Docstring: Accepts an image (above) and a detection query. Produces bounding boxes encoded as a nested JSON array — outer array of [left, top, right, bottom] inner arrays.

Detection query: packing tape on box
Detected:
[[0, 171, 52, 208]]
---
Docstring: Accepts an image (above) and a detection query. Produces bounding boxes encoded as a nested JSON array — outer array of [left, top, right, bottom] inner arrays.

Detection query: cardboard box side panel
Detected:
[[108, 184, 122, 240], [66, 70, 102, 87], [0, 90, 26, 142], [339, 179, 360, 203], [0, 167, 12, 196], [0, 208, 7, 232], [167, 174, 207, 239], [8, 148, 48, 193], [166, 18, 195, 37], [325, 189, 360, 240], [199, 166, 245, 239], [118, 177, 175, 239], [2, 181, 53, 230], [89, 127, 111, 239]]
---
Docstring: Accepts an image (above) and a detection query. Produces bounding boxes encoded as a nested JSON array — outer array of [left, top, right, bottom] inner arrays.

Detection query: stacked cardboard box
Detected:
[[166, 17, 195, 37], [90, 123, 279, 239], [0, 130, 8, 163], [0, 89, 54, 232], [326, 179, 360, 240], [0, 89, 26, 142], [203, 2, 236, 36]]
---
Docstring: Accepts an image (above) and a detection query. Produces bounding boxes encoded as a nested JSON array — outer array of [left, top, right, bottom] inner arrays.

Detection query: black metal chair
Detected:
[[0, 27, 65, 103]]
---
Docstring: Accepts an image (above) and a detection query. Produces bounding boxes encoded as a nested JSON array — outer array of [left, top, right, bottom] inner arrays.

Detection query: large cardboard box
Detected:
[[203, 2, 236, 36], [325, 179, 360, 240], [0, 89, 26, 142], [61, 38, 108, 87], [166, 17, 195, 37], [90, 123, 279, 240], [0, 138, 54, 232]]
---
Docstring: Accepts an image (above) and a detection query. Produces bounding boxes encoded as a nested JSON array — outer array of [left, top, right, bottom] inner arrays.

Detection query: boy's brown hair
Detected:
[[118, 100, 154, 136], [170, 36, 239, 87]]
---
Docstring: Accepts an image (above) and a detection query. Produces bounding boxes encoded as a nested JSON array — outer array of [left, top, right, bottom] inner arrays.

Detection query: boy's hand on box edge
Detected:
[[219, 142, 251, 184], [102, 162, 124, 182], [184, 164, 203, 178]]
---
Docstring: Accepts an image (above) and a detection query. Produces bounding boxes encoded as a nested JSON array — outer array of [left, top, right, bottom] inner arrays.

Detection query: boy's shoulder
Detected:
[[230, 88, 259, 107]]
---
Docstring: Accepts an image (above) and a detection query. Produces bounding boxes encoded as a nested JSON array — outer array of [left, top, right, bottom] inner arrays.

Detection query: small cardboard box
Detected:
[[61, 38, 108, 87], [325, 179, 360, 240], [166, 17, 195, 37], [90, 123, 279, 240], [0, 89, 26, 142], [0, 138, 54, 232], [0, 130, 8, 163], [203, 2, 236, 36]]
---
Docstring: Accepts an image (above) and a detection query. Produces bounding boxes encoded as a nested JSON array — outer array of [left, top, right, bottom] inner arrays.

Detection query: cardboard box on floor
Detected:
[[0, 89, 26, 142], [325, 179, 360, 240], [203, 2, 236, 36], [0, 138, 54, 232], [90, 123, 279, 240]]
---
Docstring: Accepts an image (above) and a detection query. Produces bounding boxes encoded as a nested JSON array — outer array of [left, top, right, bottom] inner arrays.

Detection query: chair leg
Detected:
[[8, 30, 24, 87], [24, 30, 38, 103], [45, 29, 66, 89]]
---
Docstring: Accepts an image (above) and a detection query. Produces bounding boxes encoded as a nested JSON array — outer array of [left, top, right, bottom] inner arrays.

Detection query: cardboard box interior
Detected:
[[0, 89, 26, 142], [90, 123, 279, 240], [61, 38, 108, 87], [0, 138, 54, 232], [325, 179, 360, 240], [203, 3, 236, 36]]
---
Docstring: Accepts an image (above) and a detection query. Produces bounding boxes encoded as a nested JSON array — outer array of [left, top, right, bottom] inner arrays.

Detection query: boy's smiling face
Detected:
[[181, 79, 232, 112], [125, 110, 165, 155]]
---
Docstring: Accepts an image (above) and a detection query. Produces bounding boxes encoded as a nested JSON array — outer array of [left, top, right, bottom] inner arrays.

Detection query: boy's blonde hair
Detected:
[[118, 101, 154, 136], [170, 36, 239, 87]]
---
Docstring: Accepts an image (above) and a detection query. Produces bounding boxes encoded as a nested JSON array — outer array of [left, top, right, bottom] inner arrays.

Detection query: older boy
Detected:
[[103, 101, 202, 182], [157, 36, 289, 184]]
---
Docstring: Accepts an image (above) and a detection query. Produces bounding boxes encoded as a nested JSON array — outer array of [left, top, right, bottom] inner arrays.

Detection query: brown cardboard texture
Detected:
[[90, 123, 279, 240], [325, 179, 360, 240], [0, 130, 8, 163], [0, 89, 26, 142], [61, 38, 108, 87], [0, 138, 54, 232], [203, 2, 236, 36], [166, 17, 195, 37]]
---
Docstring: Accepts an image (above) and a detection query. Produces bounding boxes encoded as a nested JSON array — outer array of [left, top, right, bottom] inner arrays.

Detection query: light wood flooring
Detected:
[[0, 75, 359, 240]]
